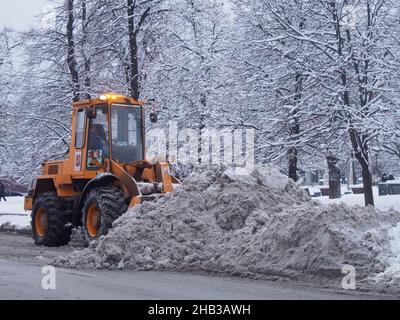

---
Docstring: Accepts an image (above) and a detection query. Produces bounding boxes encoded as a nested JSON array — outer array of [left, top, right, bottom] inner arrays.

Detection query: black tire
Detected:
[[82, 187, 128, 242], [31, 192, 72, 247]]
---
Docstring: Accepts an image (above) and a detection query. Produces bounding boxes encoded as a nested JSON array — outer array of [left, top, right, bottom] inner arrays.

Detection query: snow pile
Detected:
[[371, 223, 400, 290], [0, 215, 31, 232], [54, 166, 400, 282], [0, 220, 30, 232]]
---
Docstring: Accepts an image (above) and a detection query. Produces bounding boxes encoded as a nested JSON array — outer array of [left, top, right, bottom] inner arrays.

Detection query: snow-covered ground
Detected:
[[0, 197, 30, 230], [0, 197, 26, 215], [317, 186, 400, 212]]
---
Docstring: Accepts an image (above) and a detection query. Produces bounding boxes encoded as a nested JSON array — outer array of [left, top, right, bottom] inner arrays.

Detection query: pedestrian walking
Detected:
[[0, 182, 7, 202]]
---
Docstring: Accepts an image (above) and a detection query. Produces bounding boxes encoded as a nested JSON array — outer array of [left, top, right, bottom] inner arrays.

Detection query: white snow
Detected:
[[222, 167, 257, 185], [54, 166, 400, 289], [222, 165, 289, 190], [306, 187, 324, 196], [0, 215, 31, 230], [0, 197, 27, 215], [317, 187, 400, 212], [373, 223, 400, 283], [385, 180, 400, 185], [0, 197, 30, 230], [252, 165, 289, 190]]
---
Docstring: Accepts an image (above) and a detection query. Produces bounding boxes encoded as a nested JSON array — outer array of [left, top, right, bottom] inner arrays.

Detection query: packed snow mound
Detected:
[[370, 223, 400, 291], [54, 165, 400, 283]]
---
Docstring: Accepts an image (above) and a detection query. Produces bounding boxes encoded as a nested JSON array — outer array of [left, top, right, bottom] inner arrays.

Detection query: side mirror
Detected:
[[86, 107, 97, 119], [150, 111, 158, 124]]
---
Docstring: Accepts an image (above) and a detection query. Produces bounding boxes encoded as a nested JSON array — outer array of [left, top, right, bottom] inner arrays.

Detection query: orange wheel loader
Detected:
[[25, 94, 180, 247]]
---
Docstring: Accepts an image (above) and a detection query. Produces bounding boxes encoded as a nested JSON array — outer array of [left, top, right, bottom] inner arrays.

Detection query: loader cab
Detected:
[[72, 95, 145, 172]]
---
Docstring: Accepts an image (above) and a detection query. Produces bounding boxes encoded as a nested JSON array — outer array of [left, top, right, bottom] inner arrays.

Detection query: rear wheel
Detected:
[[82, 187, 128, 242], [31, 193, 72, 247]]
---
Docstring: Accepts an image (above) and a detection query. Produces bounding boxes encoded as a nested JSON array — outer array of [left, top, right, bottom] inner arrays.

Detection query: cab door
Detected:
[[73, 109, 86, 173], [86, 104, 110, 170]]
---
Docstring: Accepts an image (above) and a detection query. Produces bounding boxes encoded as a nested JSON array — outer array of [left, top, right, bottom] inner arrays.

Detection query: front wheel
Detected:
[[31, 193, 71, 247], [82, 187, 128, 242]]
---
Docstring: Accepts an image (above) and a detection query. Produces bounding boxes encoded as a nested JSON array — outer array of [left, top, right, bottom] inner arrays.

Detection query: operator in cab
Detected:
[[88, 123, 109, 167]]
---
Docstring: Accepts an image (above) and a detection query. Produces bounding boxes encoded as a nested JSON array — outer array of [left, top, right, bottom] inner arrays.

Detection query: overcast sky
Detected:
[[0, 0, 233, 31], [0, 0, 49, 31]]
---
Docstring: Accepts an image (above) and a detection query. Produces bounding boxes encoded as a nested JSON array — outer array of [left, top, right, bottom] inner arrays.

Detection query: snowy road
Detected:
[[0, 259, 377, 300], [0, 232, 394, 300]]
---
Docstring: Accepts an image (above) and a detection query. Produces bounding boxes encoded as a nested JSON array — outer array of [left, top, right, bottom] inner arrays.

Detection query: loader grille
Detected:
[[48, 165, 59, 175]]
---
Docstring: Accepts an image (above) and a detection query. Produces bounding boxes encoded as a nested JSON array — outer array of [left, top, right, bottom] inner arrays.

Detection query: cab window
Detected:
[[87, 105, 110, 169], [75, 110, 85, 149]]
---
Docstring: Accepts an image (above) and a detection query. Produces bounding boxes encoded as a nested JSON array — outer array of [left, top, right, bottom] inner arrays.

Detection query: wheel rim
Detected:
[[87, 203, 101, 238], [35, 207, 48, 237]]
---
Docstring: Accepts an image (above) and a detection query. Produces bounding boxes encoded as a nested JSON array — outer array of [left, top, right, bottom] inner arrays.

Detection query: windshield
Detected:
[[111, 104, 143, 163]]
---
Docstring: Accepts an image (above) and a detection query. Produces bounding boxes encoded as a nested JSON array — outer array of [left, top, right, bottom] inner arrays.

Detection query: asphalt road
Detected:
[[0, 232, 394, 300]]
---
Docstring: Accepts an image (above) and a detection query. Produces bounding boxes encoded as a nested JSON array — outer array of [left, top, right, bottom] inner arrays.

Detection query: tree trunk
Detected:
[[66, 0, 80, 102], [288, 147, 298, 182], [288, 118, 300, 182], [332, 0, 374, 207], [340, 73, 373, 206], [349, 129, 374, 207], [198, 117, 205, 165], [362, 166, 374, 207], [287, 72, 302, 182], [198, 96, 206, 165], [351, 152, 357, 185], [127, 0, 140, 100], [81, 0, 91, 99], [327, 153, 341, 199]]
